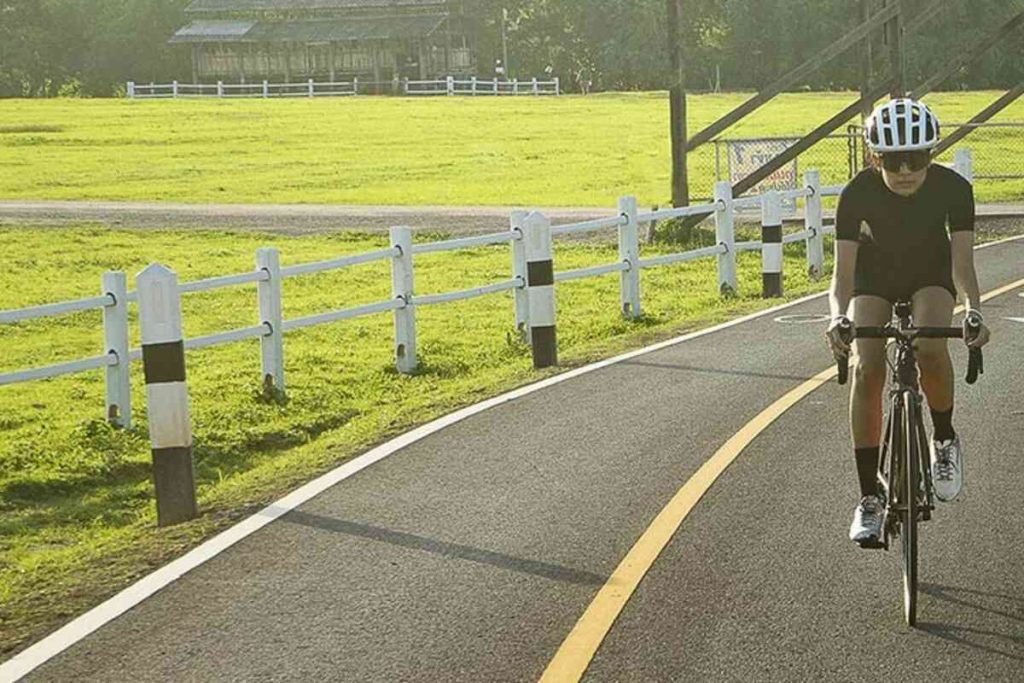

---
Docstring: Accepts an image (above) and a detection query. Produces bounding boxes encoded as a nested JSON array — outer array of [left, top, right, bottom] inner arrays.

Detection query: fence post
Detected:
[[532, 77, 539, 95], [471, 76, 478, 95], [263, 80, 269, 98], [954, 148, 974, 184], [513, 78, 519, 95], [403, 77, 409, 95], [494, 77, 499, 94], [136, 264, 197, 527], [102, 271, 131, 429], [554, 77, 560, 95], [617, 196, 642, 318], [172, 80, 179, 98], [761, 190, 784, 298], [256, 248, 285, 394], [714, 181, 737, 296], [446, 75, 455, 96], [308, 78, 315, 97], [524, 211, 557, 368], [352, 77, 359, 95], [127, 81, 135, 98], [390, 227, 417, 374], [510, 210, 530, 342], [804, 169, 824, 280], [217, 80, 223, 97]]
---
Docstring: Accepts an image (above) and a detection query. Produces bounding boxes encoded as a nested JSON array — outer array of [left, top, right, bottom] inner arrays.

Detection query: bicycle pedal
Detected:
[[856, 538, 886, 550]]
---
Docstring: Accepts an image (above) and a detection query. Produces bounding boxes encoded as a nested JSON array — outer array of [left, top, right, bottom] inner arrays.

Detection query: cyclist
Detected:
[[824, 98, 991, 545]]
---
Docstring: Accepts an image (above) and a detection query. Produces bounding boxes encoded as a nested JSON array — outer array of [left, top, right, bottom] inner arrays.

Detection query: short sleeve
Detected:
[[835, 181, 865, 242], [948, 174, 975, 232]]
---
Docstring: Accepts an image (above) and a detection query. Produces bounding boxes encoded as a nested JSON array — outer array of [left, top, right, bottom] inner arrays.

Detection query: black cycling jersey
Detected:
[[835, 164, 975, 303]]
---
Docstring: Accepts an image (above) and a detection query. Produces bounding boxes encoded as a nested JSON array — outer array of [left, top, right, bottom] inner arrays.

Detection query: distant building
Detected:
[[169, 0, 476, 83]]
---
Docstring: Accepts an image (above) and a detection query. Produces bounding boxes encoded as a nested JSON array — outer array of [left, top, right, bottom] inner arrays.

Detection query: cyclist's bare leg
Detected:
[[850, 295, 892, 448], [911, 286, 955, 413]]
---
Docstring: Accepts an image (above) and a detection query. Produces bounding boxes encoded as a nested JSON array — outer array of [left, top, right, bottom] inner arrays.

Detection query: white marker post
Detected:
[[510, 210, 531, 341], [524, 211, 557, 368], [102, 271, 131, 428], [714, 181, 737, 295], [804, 169, 824, 280], [256, 248, 284, 393], [618, 195, 641, 318], [137, 264, 197, 527], [954, 148, 974, 184], [391, 227, 417, 374], [761, 190, 784, 298]]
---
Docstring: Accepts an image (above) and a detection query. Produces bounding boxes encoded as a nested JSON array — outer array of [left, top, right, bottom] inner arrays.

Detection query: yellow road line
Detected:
[[539, 277, 1024, 683]]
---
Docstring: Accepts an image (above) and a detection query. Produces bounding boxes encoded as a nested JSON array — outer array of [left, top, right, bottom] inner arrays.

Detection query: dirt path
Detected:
[[1, 200, 1022, 237]]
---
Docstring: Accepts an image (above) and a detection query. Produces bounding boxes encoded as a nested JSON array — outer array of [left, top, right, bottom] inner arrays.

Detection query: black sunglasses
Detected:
[[879, 150, 931, 173]]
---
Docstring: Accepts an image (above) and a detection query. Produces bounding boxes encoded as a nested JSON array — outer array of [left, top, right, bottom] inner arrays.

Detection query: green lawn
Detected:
[[0, 92, 1021, 206], [0, 223, 835, 657]]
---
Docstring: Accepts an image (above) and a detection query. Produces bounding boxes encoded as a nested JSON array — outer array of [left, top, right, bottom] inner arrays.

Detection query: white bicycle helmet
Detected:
[[864, 98, 940, 152]]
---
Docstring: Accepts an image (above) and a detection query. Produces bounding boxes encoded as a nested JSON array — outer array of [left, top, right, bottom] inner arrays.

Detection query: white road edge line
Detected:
[[4, 232, 1023, 681]]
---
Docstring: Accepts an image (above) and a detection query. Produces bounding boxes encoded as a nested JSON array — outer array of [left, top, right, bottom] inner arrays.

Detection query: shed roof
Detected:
[[169, 20, 257, 43], [185, 0, 443, 12], [170, 13, 446, 44]]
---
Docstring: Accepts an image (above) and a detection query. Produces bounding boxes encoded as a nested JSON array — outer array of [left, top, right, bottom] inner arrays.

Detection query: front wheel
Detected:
[[901, 390, 919, 627]]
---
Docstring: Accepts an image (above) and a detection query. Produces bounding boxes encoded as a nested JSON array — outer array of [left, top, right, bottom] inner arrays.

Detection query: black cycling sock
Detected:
[[855, 446, 881, 497], [931, 407, 955, 442]]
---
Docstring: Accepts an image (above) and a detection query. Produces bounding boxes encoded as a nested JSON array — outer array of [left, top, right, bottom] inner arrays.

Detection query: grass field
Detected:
[[1, 92, 1022, 206], [0, 223, 837, 657]]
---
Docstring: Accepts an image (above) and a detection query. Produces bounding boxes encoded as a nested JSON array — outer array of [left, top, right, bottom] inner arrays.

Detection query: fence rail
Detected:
[[127, 76, 559, 99], [0, 153, 975, 525]]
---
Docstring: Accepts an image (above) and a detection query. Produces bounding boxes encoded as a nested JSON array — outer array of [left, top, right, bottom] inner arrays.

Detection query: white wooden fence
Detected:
[[0, 169, 843, 420], [127, 77, 559, 99], [403, 76, 560, 96], [0, 151, 978, 418], [0, 152, 976, 523]]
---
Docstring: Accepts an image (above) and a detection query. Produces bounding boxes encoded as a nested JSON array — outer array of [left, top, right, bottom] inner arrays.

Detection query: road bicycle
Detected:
[[835, 301, 983, 626]]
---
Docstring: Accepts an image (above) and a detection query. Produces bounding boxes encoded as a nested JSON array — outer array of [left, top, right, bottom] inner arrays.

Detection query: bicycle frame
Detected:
[[835, 301, 981, 626]]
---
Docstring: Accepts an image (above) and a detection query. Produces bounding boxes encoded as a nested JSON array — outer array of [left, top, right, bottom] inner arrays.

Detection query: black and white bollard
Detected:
[[761, 190, 783, 298], [137, 264, 198, 527], [524, 211, 557, 368]]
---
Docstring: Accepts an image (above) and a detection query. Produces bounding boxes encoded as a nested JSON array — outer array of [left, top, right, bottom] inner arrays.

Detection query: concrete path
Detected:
[[8, 238, 1024, 682]]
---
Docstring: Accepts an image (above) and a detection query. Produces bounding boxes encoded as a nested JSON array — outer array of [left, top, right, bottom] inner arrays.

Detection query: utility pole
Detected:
[[501, 7, 509, 78], [883, 0, 905, 96], [860, 0, 875, 122], [667, 0, 689, 207]]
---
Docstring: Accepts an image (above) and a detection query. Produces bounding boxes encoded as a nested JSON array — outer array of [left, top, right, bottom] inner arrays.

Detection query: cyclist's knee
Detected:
[[915, 339, 949, 367], [854, 355, 886, 387]]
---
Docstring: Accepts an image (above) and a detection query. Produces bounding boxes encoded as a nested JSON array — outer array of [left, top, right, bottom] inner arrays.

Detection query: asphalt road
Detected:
[[18, 238, 1024, 682]]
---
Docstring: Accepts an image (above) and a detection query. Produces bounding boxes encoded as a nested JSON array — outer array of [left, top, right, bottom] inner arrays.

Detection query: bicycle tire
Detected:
[[901, 390, 919, 627]]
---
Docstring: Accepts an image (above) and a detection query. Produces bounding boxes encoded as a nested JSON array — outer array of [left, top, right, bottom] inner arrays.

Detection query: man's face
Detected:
[[876, 151, 930, 197]]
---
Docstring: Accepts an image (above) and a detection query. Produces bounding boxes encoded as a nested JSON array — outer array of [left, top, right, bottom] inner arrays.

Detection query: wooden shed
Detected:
[[170, 0, 476, 84]]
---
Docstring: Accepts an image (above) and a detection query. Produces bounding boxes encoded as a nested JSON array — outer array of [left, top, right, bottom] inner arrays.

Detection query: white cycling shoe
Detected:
[[931, 434, 964, 502], [849, 493, 886, 545]]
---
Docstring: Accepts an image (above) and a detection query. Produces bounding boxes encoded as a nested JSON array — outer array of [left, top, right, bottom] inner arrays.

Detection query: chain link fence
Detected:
[[686, 122, 1024, 205]]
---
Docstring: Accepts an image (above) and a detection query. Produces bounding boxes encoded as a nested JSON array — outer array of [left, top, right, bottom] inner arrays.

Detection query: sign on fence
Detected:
[[726, 138, 799, 210]]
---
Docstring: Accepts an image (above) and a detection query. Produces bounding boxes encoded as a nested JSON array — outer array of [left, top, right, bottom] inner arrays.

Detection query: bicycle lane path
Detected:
[[582, 264, 1024, 682], [16, 238, 1023, 682]]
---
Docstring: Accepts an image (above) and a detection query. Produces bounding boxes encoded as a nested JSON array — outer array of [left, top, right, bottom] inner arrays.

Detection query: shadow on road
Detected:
[[918, 582, 1024, 661], [621, 359, 815, 383], [281, 509, 607, 586]]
